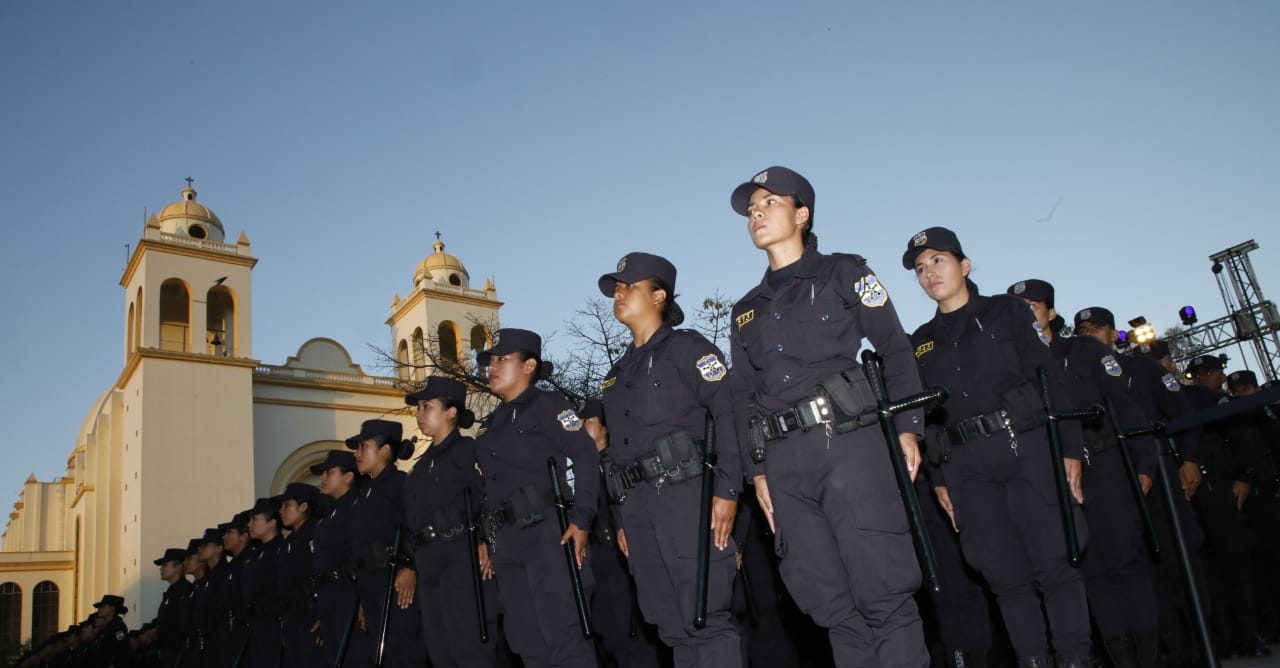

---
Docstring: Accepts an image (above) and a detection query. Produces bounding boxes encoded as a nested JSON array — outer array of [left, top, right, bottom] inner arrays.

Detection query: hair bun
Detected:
[[396, 438, 416, 461], [458, 409, 476, 430], [538, 360, 555, 380]]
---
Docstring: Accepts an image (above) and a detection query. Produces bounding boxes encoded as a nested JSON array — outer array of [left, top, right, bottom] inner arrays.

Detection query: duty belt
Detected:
[[481, 484, 561, 545], [759, 393, 837, 442], [614, 449, 704, 487], [409, 504, 469, 547], [945, 410, 1011, 445]]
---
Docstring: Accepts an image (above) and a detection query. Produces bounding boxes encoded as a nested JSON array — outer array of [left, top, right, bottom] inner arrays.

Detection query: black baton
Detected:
[[693, 413, 716, 629], [333, 591, 359, 668], [462, 487, 490, 644], [1036, 366, 1098, 568], [861, 350, 948, 596], [547, 457, 593, 639], [374, 530, 403, 668], [1102, 396, 1161, 562]]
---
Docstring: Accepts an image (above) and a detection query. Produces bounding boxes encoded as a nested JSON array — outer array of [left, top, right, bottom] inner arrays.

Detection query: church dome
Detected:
[[414, 238, 470, 288], [153, 181, 225, 242]]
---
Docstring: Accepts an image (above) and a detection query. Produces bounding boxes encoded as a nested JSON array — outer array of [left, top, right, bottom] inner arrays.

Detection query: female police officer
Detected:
[[1009, 279, 1160, 668], [596, 252, 743, 667], [474, 328, 600, 668], [904, 227, 1090, 668], [726, 166, 929, 667], [403, 375, 501, 667]]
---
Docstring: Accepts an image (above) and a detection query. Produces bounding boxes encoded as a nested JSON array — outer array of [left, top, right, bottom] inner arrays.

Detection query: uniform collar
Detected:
[[742, 247, 823, 302], [506, 385, 539, 406], [632, 325, 674, 353]]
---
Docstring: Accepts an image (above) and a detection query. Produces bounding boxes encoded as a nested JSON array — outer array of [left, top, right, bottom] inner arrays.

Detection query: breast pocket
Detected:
[[787, 290, 850, 359], [965, 323, 1020, 376]]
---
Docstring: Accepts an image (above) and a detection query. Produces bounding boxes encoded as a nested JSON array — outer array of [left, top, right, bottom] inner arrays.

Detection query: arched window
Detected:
[[206, 285, 235, 356], [31, 581, 58, 643], [127, 302, 135, 354], [159, 278, 190, 352], [470, 325, 489, 354], [411, 328, 426, 381], [438, 321, 460, 365], [134, 287, 144, 349], [396, 339, 410, 381], [0, 582, 20, 648]]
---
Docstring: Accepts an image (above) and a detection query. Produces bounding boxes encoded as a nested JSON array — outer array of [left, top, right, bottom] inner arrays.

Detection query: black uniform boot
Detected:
[[1130, 629, 1159, 668], [1102, 635, 1135, 668], [1055, 654, 1089, 668], [1017, 656, 1054, 668]]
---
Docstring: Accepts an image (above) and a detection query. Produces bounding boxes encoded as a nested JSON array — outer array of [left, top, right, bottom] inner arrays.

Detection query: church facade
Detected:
[[0, 183, 500, 648]]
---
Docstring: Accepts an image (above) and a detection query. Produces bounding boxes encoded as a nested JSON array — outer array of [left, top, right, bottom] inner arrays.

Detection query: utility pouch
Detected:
[[602, 457, 632, 503], [508, 485, 552, 528], [654, 431, 699, 471], [923, 424, 952, 466], [817, 366, 880, 432], [747, 410, 768, 464], [1000, 381, 1048, 433]]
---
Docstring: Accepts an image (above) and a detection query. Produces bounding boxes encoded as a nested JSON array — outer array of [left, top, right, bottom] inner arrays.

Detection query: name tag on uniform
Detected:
[[736, 309, 755, 330], [915, 341, 934, 358]]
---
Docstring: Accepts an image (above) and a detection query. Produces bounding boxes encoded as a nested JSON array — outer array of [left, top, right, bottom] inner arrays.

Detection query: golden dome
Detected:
[[155, 181, 225, 241], [415, 238, 470, 287]]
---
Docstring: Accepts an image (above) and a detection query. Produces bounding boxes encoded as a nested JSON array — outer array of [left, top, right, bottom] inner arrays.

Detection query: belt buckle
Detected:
[[803, 395, 833, 428]]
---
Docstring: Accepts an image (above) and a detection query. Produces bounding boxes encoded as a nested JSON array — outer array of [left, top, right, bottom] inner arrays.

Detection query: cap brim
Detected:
[[730, 181, 783, 216], [404, 388, 441, 406], [598, 267, 666, 297], [476, 344, 518, 367], [308, 462, 330, 475]]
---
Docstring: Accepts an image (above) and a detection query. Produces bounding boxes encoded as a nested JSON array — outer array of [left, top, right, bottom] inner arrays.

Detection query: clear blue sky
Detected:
[[2, 2, 1277, 504]]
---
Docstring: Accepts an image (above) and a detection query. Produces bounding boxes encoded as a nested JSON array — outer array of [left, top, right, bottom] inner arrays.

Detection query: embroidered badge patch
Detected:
[[490, 331, 501, 348], [1033, 321, 1051, 346], [915, 341, 934, 358], [854, 274, 888, 308], [696, 354, 728, 382], [735, 309, 755, 330], [1102, 355, 1123, 377], [601, 376, 616, 391], [752, 170, 768, 184], [912, 231, 928, 247], [1013, 281, 1027, 295], [1078, 309, 1092, 322], [1162, 373, 1181, 391], [557, 409, 583, 432], [617, 256, 627, 272]]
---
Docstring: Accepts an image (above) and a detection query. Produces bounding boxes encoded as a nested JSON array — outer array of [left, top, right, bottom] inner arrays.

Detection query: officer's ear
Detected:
[[521, 356, 539, 378], [959, 257, 972, 277], [793, 204, 810, 229]]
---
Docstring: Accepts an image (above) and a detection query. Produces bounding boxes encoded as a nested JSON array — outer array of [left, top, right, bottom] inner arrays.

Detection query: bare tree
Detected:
[[692, 290, 734, 356]]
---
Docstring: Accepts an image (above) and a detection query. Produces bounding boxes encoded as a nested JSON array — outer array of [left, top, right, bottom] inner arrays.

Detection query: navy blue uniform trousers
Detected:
[[941, 429, 1091, 659], [766, 427, 928, 667], [914, 478, 994, 655], [589, 534, 664, 668], [414, 541, 502, 668]]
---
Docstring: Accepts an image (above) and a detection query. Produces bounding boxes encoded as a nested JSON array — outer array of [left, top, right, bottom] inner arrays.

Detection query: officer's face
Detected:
[[1021, 298, 1056, 332], [416, 398, 455, 437], [159, 560, 181, 581], [746, 188, 809, 249], [612, 280, 663, 325], [318, 466, 354, 497], [354, 438, 391, 474], [583, 416, 608, 452], [248, 513, 274, 540], [182, 554, 199, 575], [1229, 383, 1259, 397], [1074, 321, 1114, 348], [914, 249, 970, 303], [487, 353, 536, 398], [1193, 369, 1225, 390], [280, 498, 304, 529]]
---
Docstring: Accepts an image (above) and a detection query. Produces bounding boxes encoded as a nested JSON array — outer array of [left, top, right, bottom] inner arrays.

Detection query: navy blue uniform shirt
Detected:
[[349, 465, 411, 569], [911, 292, 1083, 459], [1051, 335, 1158, 476], [475, 387, 599, 531], [404, 429, 482, 532], [601, 325, 741, 500], [311, 490, 358, 576], [729, 249, 924, 477], [1114, 352, 1203, 464]]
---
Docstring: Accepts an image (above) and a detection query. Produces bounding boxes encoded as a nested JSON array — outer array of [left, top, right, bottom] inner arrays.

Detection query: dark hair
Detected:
[[650, 279, 685, 327], [441, 398, 477, 430], [1049, 314, 1067, 334], [514, 350, 554, 381]]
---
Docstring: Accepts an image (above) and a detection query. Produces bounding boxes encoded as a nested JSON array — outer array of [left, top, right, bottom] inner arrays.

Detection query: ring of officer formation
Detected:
[[5, 169, 1278, 668]]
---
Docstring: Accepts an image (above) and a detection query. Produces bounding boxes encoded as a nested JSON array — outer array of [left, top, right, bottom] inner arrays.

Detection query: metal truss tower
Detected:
[[1166, 240, 1280, 382]]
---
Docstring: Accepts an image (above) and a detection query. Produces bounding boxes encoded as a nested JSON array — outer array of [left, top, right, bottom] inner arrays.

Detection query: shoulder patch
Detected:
[[556, 409, 583, 432], [854, 274, 888, 308], [1162, 373, 1181, 392], [735, 309, 754, 330], [1101, 354, 1123, 377], [1033, 321, 1051, 346], [695, 353, 727, 382], [915, 341, 934, 358], [601, 376, 616, 391]]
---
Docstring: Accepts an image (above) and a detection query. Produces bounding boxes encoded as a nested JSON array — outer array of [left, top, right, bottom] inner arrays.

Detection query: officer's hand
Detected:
[[711, 497, 738, 551], [1064, 458, 1084, 504], [753, 475, 776, 533], [394, 568, 416, 609], [1139, 473, 1154, 496], [478, 543, 495, 580], [898, 432, 922, 482], [1232, 481, 1251, 510], [736, 550, 743, 571], [616, 528, 630, 559], [1179, 462, 1202, 501], [561, 523, 589, 568], [356, 604, 366, 632], [934, 486, 958, 532]]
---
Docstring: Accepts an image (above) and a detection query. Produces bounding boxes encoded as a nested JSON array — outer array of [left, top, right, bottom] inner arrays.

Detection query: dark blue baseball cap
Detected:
[[185, 538, 203, 555], [280, 482, 321, 508], [344, 419, 403, 450], [405, 375, 468, 406], [1227, 369, 1258, 387], [476, 328, 542, 367], [249, 496, 281, 518], [902, 226, 965, 270], [730, 166, 815, 217], [309, 450, 357, 475], [1007, 279, 1055, 308], [598, 252, 677, 297], [153, 548, 188, 566], [1188, 354, 1225, 374], [578, 398, 605, 425], [1073, 307, 1116, 330]]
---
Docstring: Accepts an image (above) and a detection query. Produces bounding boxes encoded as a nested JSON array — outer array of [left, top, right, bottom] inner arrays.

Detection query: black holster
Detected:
[[923, 424, 952, 466], [1000, 381, 1048, 433]]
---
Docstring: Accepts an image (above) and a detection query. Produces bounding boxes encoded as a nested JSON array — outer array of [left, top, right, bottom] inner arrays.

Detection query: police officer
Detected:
[[278, 482, 324, 667], [594, 251, 742, 667], [1072, 307, 1209, 665], [215, 514, 254, 665], [1227, 369, 1280, 642], [243, 496, 286, 667], [345, 418, 428, 666], [1185, 355, 1270, 658], [726, 166, 928, 666], [310, 449, 365, 664], [152, 547, 192, 666], [474, 328, 600, 668], [905, 227, 1090, 668], [1009, 279, 1161, 667], [181, 537, 212, 667], [402, 375, 502, 667], [88, 595, 131, 666]]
